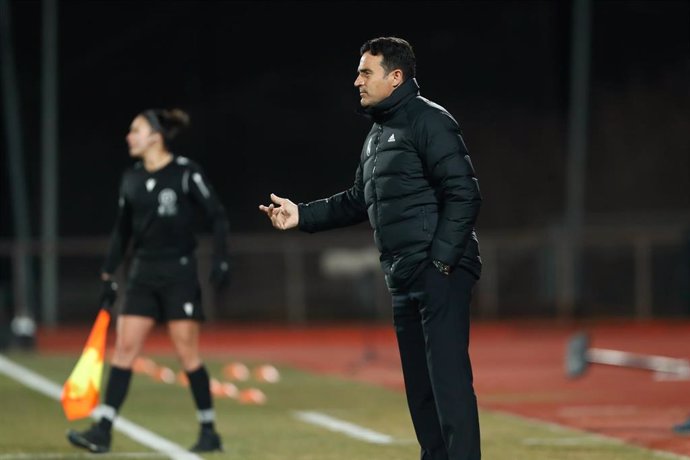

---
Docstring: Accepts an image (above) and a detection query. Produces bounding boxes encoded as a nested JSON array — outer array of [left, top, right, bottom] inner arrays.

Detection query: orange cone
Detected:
[[223, 362, 250, 381], [210, 378, 226, 397], [133, 357, 158, 376], [155, 366, 176, 384], [238, 388, 267, 405], [254, 364, 281, 383], [176, 370, 189, 387], [221, 382, 239, 399]]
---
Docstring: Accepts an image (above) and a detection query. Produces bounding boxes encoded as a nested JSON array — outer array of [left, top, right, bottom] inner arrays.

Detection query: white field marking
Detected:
[[0, 354, 202, 460], [523, 436, 616, 446], [0, 453, 168, 459], [654, 371, 690, 381], [651, 453, 690, 460], [655, 453, 690, 460], [294, 411, 399, 445], [486, 408, 690, 460]]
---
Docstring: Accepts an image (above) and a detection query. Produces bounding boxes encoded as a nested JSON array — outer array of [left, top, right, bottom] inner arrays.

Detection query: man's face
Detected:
[[354, 52, 400, 107]]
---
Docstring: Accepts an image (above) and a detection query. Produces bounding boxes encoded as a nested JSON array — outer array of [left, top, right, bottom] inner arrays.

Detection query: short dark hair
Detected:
[[360, 36, 416, 80]]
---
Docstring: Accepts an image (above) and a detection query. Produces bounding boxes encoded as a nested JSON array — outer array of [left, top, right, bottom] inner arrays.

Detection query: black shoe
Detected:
[[190, 428, 223, 452], [673, 418, 690, 434], [66, 423, 111, 453]]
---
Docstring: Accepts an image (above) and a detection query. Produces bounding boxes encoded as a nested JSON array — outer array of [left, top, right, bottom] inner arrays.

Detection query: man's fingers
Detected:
[[270, 193, 286, 206], [260, 197, 292, 230], [259, 203, 277, 214]]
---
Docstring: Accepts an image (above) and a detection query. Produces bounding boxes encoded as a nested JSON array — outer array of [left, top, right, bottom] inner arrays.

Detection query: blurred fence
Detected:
[[0, 224, 689, 325]]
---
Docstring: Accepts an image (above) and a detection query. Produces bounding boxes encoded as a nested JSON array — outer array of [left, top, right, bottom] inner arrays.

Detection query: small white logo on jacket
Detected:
[[387, 133, 396, 142], [157, 189, 178, 216]]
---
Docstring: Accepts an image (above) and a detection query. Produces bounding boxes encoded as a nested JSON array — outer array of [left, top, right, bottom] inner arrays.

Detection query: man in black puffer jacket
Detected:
[[260, 36, 482, 460]]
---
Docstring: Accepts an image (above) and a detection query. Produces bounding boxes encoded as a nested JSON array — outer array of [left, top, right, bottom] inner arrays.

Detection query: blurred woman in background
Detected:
[[67, 108, 230, 453]]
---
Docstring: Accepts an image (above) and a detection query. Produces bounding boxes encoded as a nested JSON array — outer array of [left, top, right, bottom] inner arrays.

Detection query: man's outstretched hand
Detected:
[[258, 193, 299, 230]]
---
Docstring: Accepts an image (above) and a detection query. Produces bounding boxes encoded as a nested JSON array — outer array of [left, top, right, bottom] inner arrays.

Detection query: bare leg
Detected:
[[168, 319, 222, 452], [111, 315, 156, 368], [168, 319, 202, 371]]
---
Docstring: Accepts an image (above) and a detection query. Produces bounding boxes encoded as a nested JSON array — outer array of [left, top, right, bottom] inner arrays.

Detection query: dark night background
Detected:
[[2, 0, 688, 240]]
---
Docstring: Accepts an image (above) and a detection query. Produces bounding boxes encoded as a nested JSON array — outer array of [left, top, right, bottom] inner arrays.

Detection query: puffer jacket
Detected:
[[299, 78, 482, 292]]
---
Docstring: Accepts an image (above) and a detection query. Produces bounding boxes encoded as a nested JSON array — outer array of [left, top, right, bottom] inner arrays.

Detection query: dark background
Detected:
[[2, 0, 688, 239]]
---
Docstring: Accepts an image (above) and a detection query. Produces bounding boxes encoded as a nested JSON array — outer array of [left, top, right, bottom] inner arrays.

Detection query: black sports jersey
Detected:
[[102, 155, 229, 274]]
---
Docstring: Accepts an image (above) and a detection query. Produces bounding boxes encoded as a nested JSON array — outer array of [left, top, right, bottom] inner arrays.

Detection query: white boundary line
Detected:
[[0, 453, 168, 459], [293, 410, 398, 445], [0, 354, 202, 460], [486, 408, 690, 460]]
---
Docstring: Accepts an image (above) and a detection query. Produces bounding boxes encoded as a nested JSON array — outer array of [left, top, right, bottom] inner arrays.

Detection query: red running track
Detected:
[[36, 318, 690, 456]]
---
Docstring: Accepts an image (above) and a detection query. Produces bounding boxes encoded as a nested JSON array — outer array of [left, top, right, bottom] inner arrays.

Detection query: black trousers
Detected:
[[392, 264, 481, 460]]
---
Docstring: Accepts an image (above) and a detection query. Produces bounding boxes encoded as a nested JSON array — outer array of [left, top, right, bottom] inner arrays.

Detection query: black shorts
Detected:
[[123, 255, 205, 323]]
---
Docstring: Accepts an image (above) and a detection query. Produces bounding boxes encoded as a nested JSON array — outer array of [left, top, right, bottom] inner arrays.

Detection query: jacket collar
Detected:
[[358, 78, 420, 123]]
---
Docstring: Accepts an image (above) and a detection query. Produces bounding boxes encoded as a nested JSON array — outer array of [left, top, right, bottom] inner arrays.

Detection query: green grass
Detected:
[[0, 351, 680, 459]]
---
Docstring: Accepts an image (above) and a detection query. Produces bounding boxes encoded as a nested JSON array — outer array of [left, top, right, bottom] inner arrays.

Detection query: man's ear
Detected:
[[391, 69, 403, 88]]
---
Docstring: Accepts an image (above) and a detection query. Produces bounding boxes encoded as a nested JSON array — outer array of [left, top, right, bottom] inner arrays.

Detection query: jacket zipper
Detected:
[[373, 125, 383, 249]]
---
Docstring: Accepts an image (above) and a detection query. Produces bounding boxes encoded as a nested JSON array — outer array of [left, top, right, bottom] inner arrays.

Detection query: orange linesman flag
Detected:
[[61, 309, 111, 420]]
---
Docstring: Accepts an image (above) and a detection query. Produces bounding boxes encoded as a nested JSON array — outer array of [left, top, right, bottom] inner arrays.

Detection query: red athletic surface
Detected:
[[37, 318, 690, 456]]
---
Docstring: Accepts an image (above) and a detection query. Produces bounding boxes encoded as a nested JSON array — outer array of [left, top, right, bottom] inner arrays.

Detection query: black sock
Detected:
[[98, 366, 132, 431], [186, 365, 215, 431]]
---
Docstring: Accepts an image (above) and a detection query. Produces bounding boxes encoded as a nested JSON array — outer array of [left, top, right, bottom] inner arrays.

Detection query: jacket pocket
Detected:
[[421, 206, 437, 238]]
